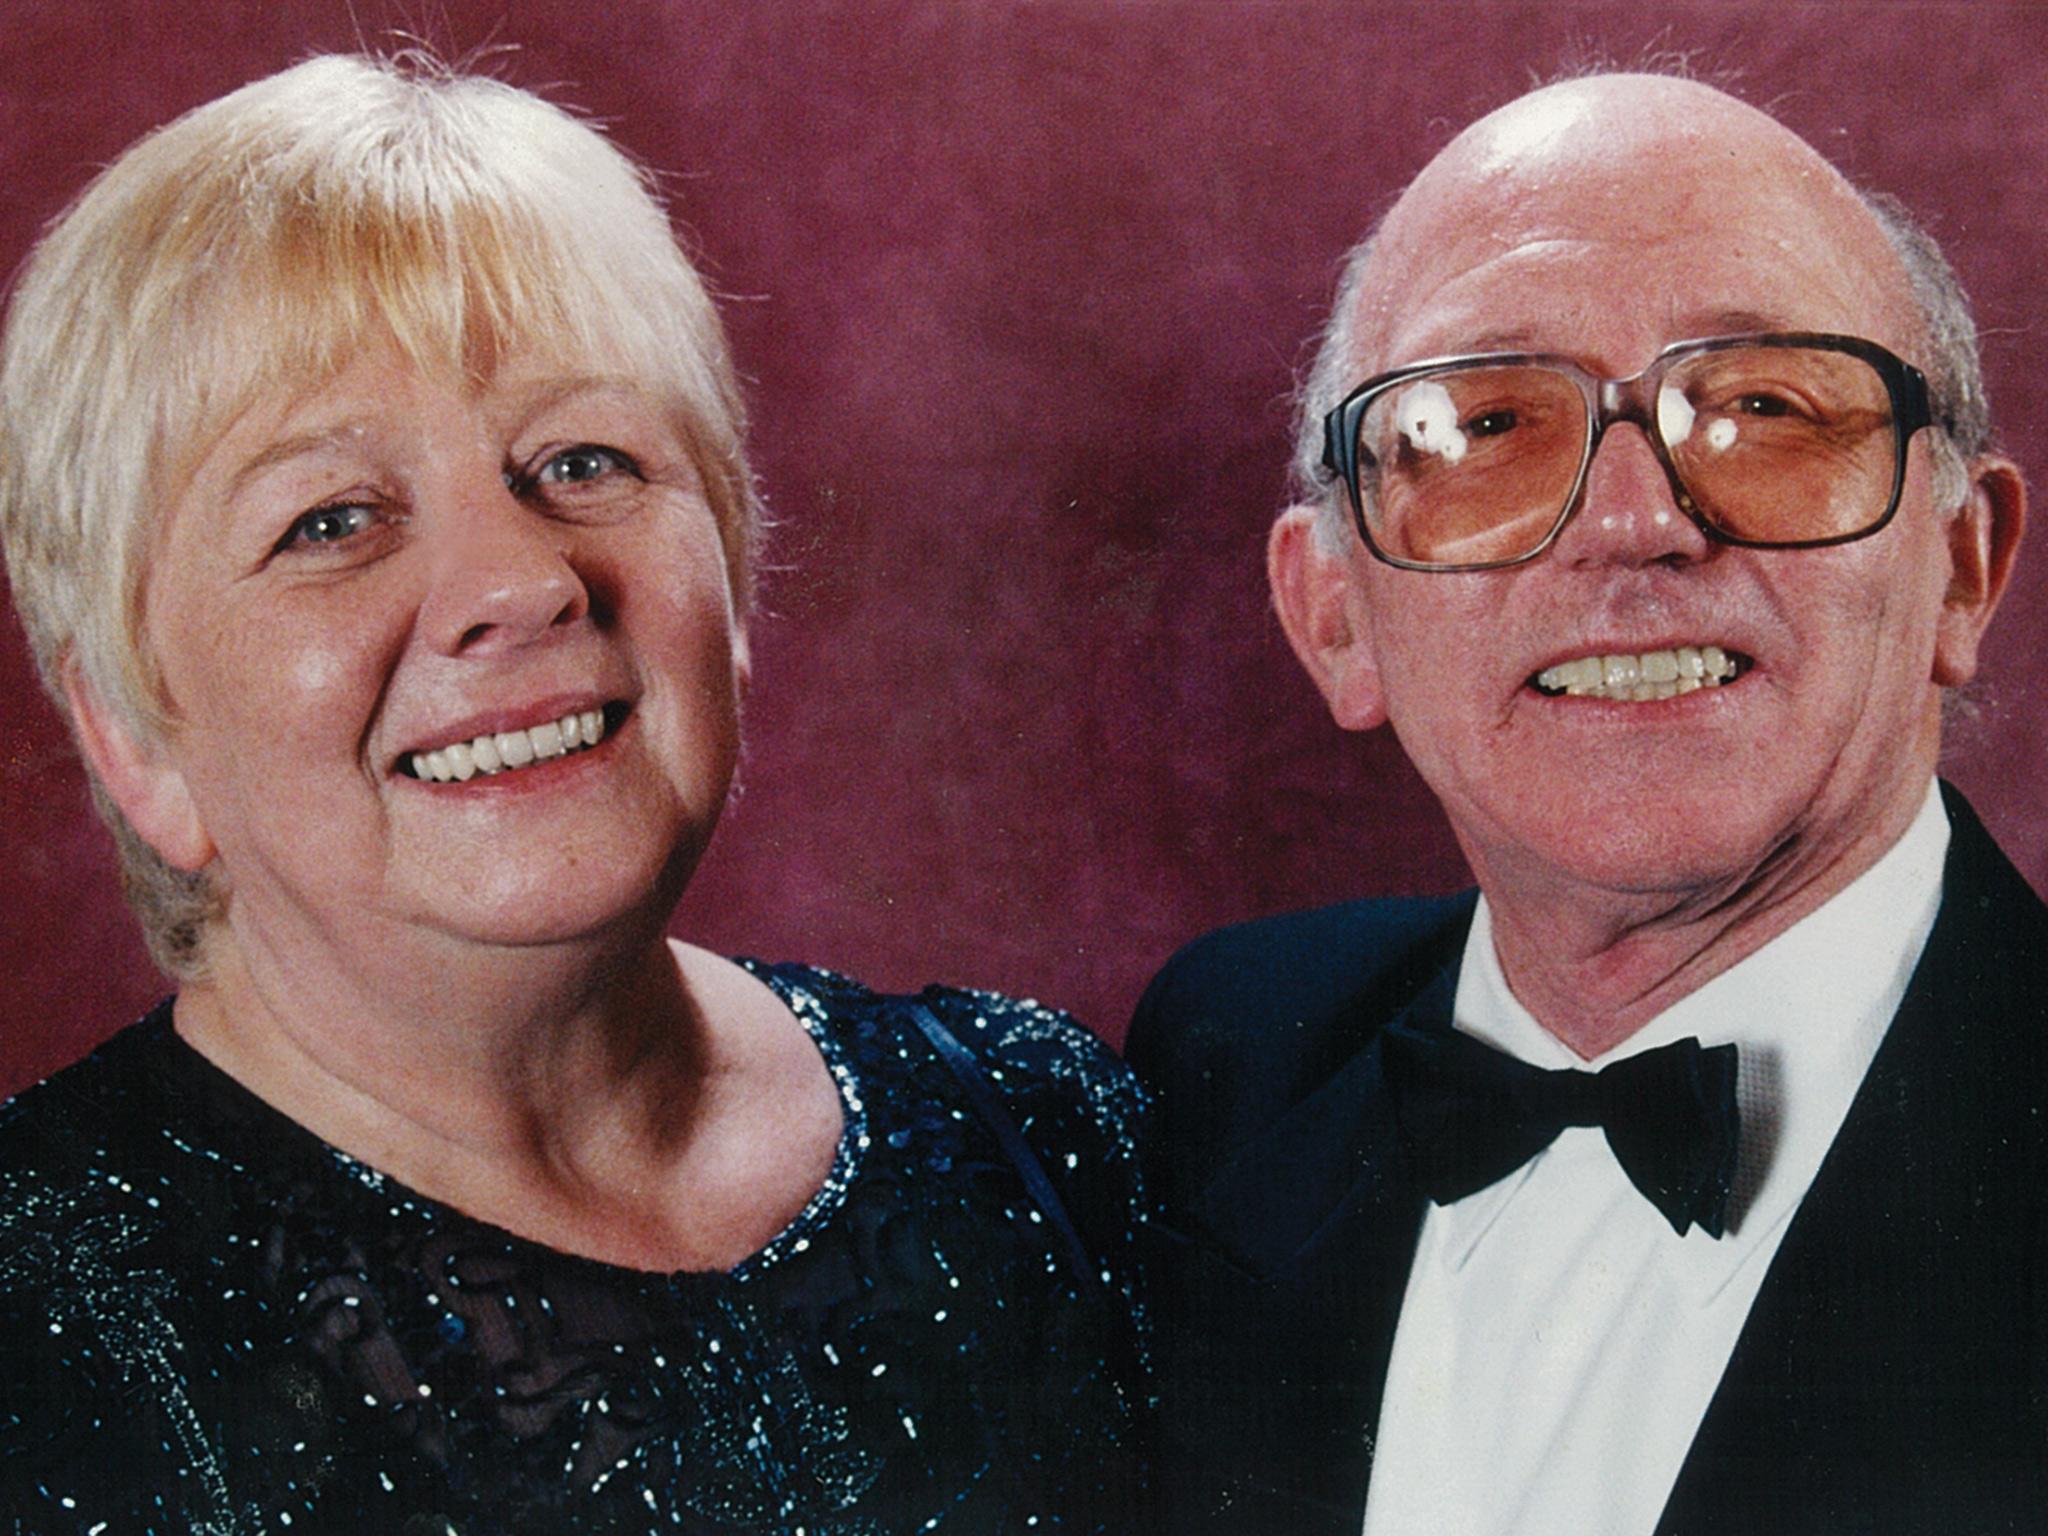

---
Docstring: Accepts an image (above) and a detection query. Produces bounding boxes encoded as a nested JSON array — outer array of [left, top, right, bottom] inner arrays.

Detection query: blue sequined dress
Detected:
[[0, 964, 1149, 1534]]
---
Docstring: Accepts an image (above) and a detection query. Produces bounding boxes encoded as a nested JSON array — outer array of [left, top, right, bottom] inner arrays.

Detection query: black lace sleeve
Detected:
[[911, 985, 1154, 1388]]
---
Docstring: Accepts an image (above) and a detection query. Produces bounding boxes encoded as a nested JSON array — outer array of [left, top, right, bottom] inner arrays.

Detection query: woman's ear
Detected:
[[732, 623, 752, 697], [61, 659, 215, 871], [1268, 504, 1389, 731], [1931, 455, 2026, 688]]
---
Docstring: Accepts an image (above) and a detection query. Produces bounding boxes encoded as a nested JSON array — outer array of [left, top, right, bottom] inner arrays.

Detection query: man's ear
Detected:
[[60, 659, 215, 871], [1268, 504, 1389, 731], [1931, 455, 2026, 687]]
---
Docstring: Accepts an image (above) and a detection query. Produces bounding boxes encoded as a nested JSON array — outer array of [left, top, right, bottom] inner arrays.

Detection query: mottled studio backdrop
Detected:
[[2, 0, 2044, 1094]]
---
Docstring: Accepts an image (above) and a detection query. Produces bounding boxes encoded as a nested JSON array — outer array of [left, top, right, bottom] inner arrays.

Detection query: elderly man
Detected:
[[1127, 73, 2039, 1535]]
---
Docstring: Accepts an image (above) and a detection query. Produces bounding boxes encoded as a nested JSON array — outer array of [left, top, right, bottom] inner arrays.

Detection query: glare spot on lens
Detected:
[[1657, 384, 1696, 446], [1395, 381, 1469, 464]]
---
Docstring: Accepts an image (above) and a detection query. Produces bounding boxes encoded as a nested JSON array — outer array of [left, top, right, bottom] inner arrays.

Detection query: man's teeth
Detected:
[[410, 710, 607, 783], [1535, 646, 1738, 701]]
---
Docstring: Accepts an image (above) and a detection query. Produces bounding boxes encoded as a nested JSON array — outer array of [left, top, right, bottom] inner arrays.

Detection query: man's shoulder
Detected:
[[1129, 891, 1474, 1054], [1930, 784, 2048, 1041], [1124, 891, 1473, 1163], [1915, 786, 2048, 1143], [1938, 783, 2048, 940]]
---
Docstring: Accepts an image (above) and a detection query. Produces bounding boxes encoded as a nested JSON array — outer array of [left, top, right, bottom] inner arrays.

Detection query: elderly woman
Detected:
[[0, 56, 1145, 1532]]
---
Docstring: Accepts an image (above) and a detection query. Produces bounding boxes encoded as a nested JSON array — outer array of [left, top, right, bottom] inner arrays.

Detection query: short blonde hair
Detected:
[[0, 53, 760, 976]]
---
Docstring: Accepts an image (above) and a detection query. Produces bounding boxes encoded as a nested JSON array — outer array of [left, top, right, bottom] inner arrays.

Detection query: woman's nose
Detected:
[[1552, 423, 1713, 571], [419, 483, 591, 655]]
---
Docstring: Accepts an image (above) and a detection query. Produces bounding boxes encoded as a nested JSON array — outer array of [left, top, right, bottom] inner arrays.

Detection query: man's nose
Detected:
[[1551, 422, 1712, 570], [419, 481, 591, 656]]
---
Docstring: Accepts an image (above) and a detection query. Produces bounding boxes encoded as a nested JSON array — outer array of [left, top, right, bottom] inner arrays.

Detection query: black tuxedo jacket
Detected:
[[1127, 785, 2048, 1534]]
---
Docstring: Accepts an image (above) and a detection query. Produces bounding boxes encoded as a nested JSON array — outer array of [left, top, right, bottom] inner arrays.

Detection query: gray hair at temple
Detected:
[[1291, 187, 1993, 551]]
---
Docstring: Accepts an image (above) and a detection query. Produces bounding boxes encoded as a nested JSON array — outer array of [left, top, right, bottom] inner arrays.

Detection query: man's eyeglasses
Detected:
[[1320, 333, 1941, 572]]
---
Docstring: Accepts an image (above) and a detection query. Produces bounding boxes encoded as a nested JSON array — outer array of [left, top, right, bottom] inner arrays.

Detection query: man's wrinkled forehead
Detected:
[[1349, 75, 1920, 375]]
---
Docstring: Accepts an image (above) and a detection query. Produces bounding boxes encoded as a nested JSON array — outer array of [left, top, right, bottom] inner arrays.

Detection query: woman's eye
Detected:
[[276, 503, 375, 552], [534, 445, 635, 487]]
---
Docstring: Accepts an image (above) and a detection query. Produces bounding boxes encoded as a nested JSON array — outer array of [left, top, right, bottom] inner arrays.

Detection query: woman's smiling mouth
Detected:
[[401, 702, 631, 782]]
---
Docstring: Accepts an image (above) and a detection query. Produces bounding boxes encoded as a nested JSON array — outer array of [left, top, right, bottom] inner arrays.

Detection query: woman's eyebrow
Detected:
[[502, 374, 646, 420], [226, 422, 375, 500]]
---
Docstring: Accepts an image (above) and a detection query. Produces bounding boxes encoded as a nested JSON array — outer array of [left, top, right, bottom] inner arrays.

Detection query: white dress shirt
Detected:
[[1360, 780, 1950, 1536]]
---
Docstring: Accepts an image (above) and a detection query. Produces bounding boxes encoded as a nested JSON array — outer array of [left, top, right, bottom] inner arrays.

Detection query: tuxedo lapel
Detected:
[[1154, 964, 1455, 1533], [1658, 788, 2048, 1532], [1657, 934, 1957, 1530]]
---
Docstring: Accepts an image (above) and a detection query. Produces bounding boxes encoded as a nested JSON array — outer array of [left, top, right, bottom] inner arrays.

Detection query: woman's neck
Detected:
[[173, 921, 842, 1271]]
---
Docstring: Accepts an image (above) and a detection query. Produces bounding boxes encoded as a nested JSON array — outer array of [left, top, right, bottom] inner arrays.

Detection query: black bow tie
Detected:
[[1380, 1020, 1741, 1237]]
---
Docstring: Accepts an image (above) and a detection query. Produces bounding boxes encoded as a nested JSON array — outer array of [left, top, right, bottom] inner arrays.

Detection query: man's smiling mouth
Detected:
[[1530, 646, 1748, 701], [401, 703, 630, 782]]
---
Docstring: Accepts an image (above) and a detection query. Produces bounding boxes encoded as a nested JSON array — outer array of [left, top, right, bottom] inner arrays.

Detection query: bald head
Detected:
[[1369, 77, 1914, 364], [1295, 74, 1983, 517]]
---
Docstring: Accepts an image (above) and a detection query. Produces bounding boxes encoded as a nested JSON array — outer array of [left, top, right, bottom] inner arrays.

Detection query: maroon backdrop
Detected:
[[2, 0, 2044, 1096]]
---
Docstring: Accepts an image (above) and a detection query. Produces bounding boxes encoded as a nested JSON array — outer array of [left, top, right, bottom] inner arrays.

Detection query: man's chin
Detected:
[[1453, 791, 1810, 914]]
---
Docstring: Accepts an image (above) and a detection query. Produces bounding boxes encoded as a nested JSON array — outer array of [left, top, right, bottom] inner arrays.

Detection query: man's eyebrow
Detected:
[[1457, 330, 1545, 355], [1428, 311, 1815, 364], [1683, 308, 1805, 337]]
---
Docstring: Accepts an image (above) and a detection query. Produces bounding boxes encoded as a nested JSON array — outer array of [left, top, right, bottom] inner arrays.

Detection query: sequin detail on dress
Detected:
[[0, 966, 1149, 1533]]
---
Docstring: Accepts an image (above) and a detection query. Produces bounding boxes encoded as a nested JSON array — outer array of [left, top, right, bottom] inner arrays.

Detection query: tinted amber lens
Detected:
[[1357, 365, 1586, 566], [1658, 346, 1897, 542]]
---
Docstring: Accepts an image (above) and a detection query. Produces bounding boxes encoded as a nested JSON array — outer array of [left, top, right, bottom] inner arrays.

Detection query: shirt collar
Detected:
[[1443, 778, 1949, 1270]]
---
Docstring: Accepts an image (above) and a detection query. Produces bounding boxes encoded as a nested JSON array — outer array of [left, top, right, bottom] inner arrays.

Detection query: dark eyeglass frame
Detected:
[[1319, 331, 1941, 572]]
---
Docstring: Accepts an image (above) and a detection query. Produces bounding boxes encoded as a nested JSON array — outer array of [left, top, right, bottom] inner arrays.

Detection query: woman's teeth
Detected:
[[410, 709, 607, 783], [1534, 645, 1740, 701]]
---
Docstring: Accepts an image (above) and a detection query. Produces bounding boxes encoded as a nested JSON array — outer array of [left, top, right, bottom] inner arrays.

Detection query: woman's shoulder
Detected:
[[0, 1002, 184, 1175], [743, 960, 1150, 1277], [747, 960, 1145, 1138], [916, 978, 1147, 1142], [0, 1004, 217, 1302], [0, 1006, 219, 1498], [0, 1003, 268, 1342]]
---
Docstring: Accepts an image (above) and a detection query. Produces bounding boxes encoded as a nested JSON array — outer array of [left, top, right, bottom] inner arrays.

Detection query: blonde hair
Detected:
[[0, 53, 760, 976]]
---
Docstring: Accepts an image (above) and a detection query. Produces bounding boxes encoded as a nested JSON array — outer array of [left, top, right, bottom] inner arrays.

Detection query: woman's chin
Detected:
[[411, 844, 703, 952], [371, 751, 730, 952]]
